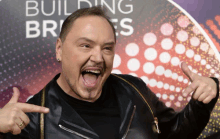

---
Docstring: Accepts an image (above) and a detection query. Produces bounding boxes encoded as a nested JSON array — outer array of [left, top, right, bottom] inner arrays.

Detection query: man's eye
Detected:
[[104, 47, 112, 51], [82, 44, 90, 48]]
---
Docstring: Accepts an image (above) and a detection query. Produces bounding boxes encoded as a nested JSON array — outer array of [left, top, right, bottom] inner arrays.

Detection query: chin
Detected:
[[75, 87, 102, 102]]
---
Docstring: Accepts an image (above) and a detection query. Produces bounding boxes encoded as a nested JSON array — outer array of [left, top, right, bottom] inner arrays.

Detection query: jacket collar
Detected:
[[57, 74, 135, 139], [58, 100, 99, 139], [52, 74, 99, 139], [109, 74, 136, 138]]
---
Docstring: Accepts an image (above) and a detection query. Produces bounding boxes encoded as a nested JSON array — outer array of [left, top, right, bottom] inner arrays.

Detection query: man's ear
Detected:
[[56, 38, 62, 62]]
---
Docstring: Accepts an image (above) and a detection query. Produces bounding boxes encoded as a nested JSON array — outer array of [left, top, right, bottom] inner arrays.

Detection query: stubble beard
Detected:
[[64, 73, 98, 101]]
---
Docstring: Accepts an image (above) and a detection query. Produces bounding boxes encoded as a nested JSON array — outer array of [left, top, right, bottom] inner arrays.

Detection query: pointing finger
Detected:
[[16, 103, 49, 113], [9, 87, 20, 103], [182, 81, 200, 97], [181, 62, 195, 82]]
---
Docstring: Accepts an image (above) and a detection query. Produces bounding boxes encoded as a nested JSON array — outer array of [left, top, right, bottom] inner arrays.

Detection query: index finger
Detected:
[[181, 62, 195, 81], [16, 103, 49, 113], [9, 87, 20, 104]]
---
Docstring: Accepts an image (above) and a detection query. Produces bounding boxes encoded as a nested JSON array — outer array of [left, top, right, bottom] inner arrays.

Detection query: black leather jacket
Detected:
[[4, 74, 219, 139]]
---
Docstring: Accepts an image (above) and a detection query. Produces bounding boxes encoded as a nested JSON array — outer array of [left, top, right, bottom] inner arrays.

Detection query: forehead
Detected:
[[65, 15, 115, 43]]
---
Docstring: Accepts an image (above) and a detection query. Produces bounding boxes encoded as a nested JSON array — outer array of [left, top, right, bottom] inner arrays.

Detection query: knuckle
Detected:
[[210, 92, 216, 98], [203, 100, 209, 104], [8, 120, 15, 128], [32, 107, 40, 112], [197, 79, 202, 83], [20, 126, 25, 130], [207, 86, 212, 92], [201, 83, 207, 87], [2, 130, 8, 134], [11, 107, 19, 112], [11, 127, 16, 134], [200, 83, 207, 88], [198, 97, 203, 102], [27, 118, 30, 124], [17, 129, 21, 135], [193, 93, 199, 99], [186, 87, 193, 92], [10, 113, 17, 120], [37, 107, 42, 111], [24, 117, 30, 125], [13, 129, 21, 135], [192, 95, 197, 100], [197, 79, 206, 84]]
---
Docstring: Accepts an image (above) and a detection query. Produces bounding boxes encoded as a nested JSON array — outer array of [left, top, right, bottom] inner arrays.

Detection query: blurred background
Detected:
[[0, 0, 220, 138]]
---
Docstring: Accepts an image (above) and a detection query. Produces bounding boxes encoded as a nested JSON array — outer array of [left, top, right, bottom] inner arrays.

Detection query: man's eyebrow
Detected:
[[104, 41, 115, 46], [76, 37, 115, 45], [76, 37, 95, 44]]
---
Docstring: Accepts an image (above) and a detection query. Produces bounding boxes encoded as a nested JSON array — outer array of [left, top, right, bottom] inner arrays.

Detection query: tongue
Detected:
[[83, 73, 98, 85]]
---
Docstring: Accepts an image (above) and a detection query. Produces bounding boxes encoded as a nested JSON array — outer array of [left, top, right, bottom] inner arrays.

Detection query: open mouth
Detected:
[[81, 69, 102, 87]]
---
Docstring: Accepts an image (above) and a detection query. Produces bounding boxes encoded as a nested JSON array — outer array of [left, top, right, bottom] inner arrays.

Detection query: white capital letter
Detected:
[[26, 1, 39, 16], [43, 20, 58, 37], [41, 0, 55, 16], [118, 0, 133, 14], [58, 0, 61, 15], [60, 20, 64, 32], [64, 0, 71, 15], [26, 21, 40, 38], [78, 0, 92, 9], [110, 19, 118, 36], [120, 18, 133, 36], [101, 0, 115, 14]]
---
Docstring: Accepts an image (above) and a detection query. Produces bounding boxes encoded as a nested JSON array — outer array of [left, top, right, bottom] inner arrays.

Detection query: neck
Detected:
[[56, 73, 100, 103]]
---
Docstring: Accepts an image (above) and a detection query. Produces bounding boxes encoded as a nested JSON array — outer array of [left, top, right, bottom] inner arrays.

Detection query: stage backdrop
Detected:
[[0, 0, 220, 138]]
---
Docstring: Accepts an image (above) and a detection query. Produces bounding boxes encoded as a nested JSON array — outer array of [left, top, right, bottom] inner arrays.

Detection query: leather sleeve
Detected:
[[120, 74, 219, 139], [3, 92, 42, 139], [153, 77, 219, 139]]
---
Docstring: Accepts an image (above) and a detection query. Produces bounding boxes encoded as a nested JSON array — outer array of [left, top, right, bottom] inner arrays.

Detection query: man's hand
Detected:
[[181, 62, 217, 104], [0, 87, 49, 135]]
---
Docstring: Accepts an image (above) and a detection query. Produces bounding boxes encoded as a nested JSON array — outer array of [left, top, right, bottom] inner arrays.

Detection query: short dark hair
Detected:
[[59, 6, 116, 42]]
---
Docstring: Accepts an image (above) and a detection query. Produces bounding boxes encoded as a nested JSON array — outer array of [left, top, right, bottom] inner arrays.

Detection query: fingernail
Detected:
[[45, 108, 49, 112], [179, 61, 183, 68]]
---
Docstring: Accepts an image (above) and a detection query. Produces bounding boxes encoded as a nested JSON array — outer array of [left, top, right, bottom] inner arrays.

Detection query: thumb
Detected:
[[180, 62, 195, 82], [9, 87, 20, 103]]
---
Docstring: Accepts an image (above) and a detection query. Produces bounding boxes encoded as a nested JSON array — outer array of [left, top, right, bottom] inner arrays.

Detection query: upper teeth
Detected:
[[85, 70, 100, 74]]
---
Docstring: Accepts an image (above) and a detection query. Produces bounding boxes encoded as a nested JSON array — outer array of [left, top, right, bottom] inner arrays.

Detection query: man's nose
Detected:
[[90, 47, 104, 63]]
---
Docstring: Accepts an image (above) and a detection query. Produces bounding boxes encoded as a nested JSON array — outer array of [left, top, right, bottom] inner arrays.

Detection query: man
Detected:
[[0, 6, 219, 139]]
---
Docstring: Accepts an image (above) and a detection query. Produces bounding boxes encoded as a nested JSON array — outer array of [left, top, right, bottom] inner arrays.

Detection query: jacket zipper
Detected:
[[122, 105, 136, 139], [59, 124, 91, 139], [113, 74, 161, 134]]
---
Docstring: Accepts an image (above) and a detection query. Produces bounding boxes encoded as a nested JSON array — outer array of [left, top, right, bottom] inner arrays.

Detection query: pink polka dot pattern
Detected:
[[111, 2, 220, 138], [1, 1, 220, 138]]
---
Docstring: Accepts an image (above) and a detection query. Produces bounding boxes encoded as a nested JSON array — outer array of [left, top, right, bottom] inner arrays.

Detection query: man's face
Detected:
[[56, 16, 115, 102]]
